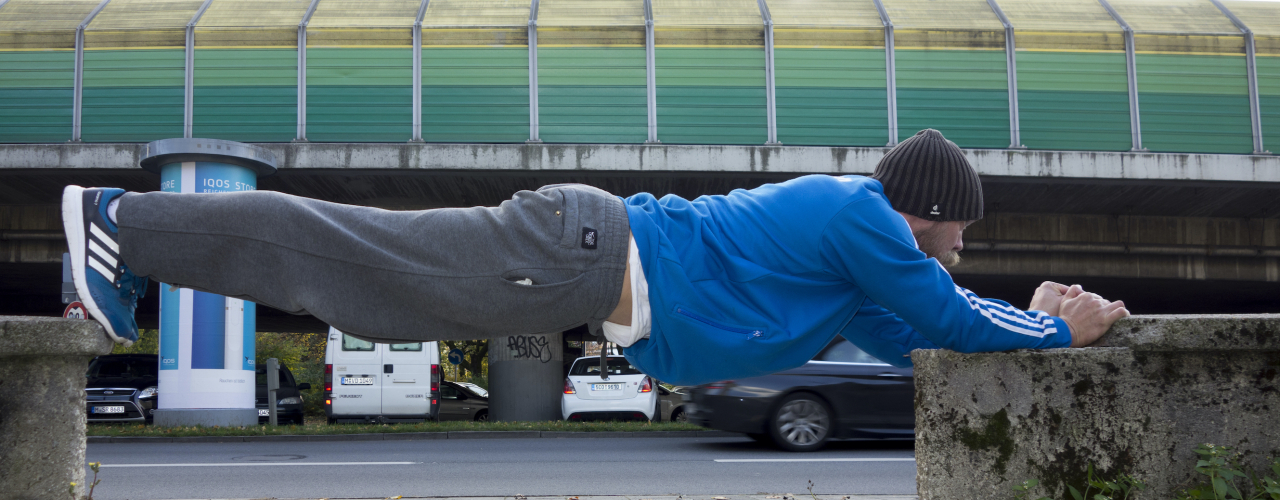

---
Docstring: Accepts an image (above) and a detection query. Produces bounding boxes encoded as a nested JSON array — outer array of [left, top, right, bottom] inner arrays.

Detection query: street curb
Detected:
[[86, 430, 740, 444]]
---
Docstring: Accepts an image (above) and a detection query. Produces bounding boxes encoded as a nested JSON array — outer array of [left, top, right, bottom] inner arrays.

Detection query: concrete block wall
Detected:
[[913, 315, 1280, 500]]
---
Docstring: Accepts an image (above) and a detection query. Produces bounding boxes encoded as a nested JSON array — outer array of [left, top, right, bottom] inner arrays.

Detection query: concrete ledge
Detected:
[[913, 315, 1280, 500], [3, 143, 1278, 184], [86, 430, 741, 444], [1, 316, 112, 500]]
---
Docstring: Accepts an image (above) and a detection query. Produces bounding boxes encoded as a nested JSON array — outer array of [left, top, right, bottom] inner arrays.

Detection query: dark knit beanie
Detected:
[[871, 129, 984, 222]]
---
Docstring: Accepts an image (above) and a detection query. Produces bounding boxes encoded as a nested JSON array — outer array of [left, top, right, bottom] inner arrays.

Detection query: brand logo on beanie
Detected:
[[930, 205, 941, 216]]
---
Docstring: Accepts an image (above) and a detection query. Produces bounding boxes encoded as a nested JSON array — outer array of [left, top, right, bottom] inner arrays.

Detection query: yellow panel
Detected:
[[1016, 31, 1125, 52], [85, 0, 206, 49], [308, 0, 419, 47], [1221, 0, 1280, 38], [1108, 0, 1240, 34], [423, 0, 529, 28], [1259, 36, 1280, 56], [0, 0, 103, 50], [195, 0, 310, 48], [652, 0, 762, 46], [880, 0, 1003, 49], [538, 0, 643, 46], [1133, 33, 1244, 54], [1000, 0, 1121, 33], [769, 0, 882, 28], [420, 0, 528, 46], [879, 0, 1003, 31], [773, 28, 883, 48]]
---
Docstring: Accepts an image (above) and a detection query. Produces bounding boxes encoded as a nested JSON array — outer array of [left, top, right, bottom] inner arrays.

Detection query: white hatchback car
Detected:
[[562, 355, 657, 421]]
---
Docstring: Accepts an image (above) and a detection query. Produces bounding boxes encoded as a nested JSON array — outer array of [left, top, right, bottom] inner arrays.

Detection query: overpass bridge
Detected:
[[1, 0, 1278, 330]]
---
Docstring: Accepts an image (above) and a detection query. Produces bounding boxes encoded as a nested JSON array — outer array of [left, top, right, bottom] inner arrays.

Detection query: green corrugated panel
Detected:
[[307, 47, 412, 142], [0, 50, 74, 142], [422, 47, 529, 143], [1257, 55, 1280, 153], [656, 47, 766, 145], [538, 47, 646, 144], [193, 48, 296, 142], [1017, 51, 1130, 151], [1135, 53, 1251, 154], [894, 49, 1008, 148], [775, 48, 886, 146], [82, 49, 184, 142]]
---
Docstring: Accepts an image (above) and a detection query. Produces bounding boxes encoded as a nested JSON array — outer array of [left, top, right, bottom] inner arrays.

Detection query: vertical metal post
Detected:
[[644, 0, 659, 144], [758, 0, 780, 145], [1098, 0, 1143, 151], [412, 0, 430, 143], [0, 1, 10, 11], [266, 358, 279, 426], [527, 0, 541, 144], [185, 0, 214, 139], [296, 0, 321, 142], [986, 0, 1022, 149], [1211, 0, 1267, 154], [72, 0, 112, 143], [873, 0, 897, 146]]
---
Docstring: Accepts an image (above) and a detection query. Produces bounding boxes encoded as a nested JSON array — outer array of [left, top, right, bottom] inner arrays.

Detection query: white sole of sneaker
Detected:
[[62, 185, 126, 344]]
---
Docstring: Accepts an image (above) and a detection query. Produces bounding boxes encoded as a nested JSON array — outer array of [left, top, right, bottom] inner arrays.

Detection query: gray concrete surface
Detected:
[[490, 332, 564, 422], [3, 142, 1278, 183], [85, 435, 918, 499], [152, 408, 258, 428], [0, 316, 113, 500], [913, 314, 1280, 500]]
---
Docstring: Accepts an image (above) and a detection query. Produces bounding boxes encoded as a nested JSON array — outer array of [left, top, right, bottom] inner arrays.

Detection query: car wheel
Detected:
[[671, 407, 688, 423], [327, 417, 336, 425], [768, 393, 832, 452], [474, 410, 489, 422]]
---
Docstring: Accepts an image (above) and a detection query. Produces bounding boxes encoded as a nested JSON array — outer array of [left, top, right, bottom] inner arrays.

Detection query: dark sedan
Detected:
[[437, 381, 489, 421], [86, 354, 159, 424], [255, 363, 310, 425], [686, 337, 913, 451]]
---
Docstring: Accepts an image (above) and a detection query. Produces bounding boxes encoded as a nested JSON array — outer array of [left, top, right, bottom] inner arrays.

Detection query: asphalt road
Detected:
[[85, 435, 917, 500]]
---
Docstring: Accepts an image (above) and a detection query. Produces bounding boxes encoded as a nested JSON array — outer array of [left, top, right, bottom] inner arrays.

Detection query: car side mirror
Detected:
[[297, 383, 311, 391]]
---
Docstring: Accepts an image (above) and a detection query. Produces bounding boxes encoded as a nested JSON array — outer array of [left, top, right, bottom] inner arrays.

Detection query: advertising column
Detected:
[[140, 138, 277, 427]]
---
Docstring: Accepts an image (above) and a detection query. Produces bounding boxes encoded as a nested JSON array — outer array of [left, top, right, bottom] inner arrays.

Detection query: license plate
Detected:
[[258, 409, 270, 417], [342, 377, 373, 385], [93, 406, 125, 414], [590, 383, 622, 391]]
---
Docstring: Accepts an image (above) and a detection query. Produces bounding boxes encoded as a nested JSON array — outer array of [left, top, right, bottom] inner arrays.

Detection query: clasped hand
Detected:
[[1029, 281, 1130, 347]]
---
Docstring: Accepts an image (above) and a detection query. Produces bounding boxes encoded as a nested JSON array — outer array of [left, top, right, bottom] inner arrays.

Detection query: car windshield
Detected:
[[457, 382, 488, 397], [87, 357, 157, 378], [570, 357, 644, 376], [818, 338, 887, 364]]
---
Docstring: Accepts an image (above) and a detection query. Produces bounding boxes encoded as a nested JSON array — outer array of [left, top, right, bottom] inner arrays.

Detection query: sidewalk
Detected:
[[87, 430, 742, 444]]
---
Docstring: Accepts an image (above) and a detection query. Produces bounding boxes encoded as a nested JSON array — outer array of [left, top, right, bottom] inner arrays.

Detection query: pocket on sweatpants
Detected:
[[537, 184, 582, 250], [500, 268, 585, 288]]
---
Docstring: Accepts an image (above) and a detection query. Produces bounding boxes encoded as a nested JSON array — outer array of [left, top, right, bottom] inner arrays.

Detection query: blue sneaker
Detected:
[[62, 185, 148, 346]]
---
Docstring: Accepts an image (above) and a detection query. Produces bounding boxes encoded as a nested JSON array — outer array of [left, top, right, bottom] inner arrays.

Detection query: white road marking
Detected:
[[97, 461, 418, 468], [715, 458, 915, 463]]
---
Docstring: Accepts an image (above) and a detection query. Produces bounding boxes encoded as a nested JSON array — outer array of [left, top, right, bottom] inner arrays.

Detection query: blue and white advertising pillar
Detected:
[[140, 138, 277, 427]]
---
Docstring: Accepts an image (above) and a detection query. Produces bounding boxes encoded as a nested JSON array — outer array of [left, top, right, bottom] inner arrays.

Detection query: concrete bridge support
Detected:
[[0, 316, 112, 500], [913, 315, 1280, 499]]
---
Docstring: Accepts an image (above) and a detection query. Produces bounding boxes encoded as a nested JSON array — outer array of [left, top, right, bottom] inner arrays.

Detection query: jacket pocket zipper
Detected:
[[674, 307, 765, 338]]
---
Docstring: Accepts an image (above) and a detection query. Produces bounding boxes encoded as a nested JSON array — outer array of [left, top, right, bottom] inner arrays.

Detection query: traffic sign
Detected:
[[447, 348, 464, 365], [63, 301, 87, 319]]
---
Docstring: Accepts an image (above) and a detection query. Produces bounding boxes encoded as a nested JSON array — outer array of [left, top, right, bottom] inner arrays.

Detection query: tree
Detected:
[[440, 339, 488, 381]]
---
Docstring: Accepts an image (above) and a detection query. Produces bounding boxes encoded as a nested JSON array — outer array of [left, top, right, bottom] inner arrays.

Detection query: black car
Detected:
[[86, 354, 159, 424], [255, 363, 310, 425], [437, 381, 489, 421], [686, 336, 914, 452]]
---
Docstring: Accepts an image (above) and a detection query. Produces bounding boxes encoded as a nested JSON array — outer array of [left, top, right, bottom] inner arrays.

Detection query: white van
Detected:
[[324, 327, 440, 423]]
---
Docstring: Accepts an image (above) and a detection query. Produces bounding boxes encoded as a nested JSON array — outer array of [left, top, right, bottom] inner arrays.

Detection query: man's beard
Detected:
[[915, 225, 963, 267]]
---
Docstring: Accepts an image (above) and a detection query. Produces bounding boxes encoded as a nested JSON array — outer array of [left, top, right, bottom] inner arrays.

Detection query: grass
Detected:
[[87, 417, 705, 438]]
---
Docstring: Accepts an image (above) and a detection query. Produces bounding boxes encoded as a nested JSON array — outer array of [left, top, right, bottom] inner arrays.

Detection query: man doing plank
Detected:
[[63, 129, 1127, 386]]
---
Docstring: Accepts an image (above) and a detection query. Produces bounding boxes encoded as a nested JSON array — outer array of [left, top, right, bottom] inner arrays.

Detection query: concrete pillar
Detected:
[[139, 138, 277, 428], [913, 314, 1280, 500], [488, 331, 564, 421], [0, 316, 112, 500]]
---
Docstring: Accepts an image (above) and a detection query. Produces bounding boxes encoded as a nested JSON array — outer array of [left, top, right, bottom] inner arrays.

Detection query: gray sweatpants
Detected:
[[116, 184, 630, 343]]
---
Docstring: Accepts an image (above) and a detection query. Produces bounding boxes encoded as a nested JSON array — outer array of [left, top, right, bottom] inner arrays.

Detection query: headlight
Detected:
[[139, 386, 158, 398], [278, 397, 302, 405]]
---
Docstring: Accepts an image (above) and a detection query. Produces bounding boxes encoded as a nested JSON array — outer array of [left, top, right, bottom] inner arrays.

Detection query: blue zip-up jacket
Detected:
[[620, 174, 1072, 386]]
